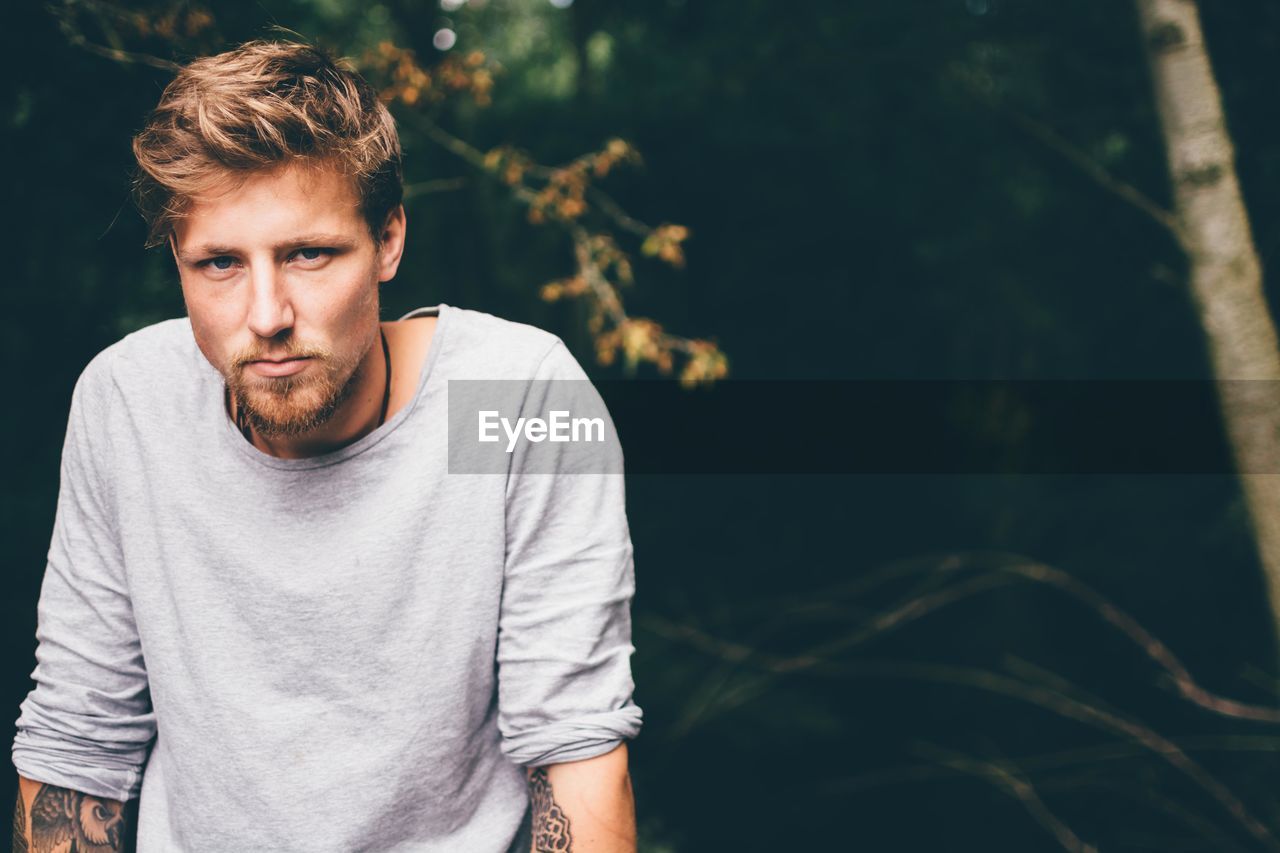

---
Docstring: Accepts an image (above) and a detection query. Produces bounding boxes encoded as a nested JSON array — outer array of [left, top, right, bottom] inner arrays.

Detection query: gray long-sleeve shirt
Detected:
[[12, 303, 642, 852]]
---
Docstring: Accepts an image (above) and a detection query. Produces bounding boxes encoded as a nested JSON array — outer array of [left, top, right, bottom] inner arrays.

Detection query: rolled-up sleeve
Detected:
[[12, 353, 156, 801], [497, 339, 643, 768]]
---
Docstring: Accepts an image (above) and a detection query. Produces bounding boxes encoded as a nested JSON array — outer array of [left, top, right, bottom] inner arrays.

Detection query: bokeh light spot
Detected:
[[433, 28, 458, 50]]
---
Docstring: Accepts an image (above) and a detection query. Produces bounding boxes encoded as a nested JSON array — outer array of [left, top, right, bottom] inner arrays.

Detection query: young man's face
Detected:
[[170, 162, 405, 437]]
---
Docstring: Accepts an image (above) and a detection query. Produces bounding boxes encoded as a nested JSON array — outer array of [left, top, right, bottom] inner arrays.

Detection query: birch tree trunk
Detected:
[[1136, 0, 1280, 670]]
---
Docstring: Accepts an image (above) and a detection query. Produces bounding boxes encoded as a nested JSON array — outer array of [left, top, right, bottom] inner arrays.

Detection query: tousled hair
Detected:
[[130, 39, 402, 249]]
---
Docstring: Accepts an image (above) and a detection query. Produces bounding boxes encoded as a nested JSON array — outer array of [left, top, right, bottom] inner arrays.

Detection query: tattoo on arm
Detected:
[[528, 767, 573, 852], [22, 783, 127, 853], [13, 790, 27, 853]]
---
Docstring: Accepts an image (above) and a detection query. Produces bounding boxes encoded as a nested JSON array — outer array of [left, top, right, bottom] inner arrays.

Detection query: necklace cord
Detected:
[[378, 327, 392, 427]]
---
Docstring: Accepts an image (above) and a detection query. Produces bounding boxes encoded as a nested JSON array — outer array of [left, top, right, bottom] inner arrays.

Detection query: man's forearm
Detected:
[[13, 774, 139, 853], [526, 743, 636, 853]]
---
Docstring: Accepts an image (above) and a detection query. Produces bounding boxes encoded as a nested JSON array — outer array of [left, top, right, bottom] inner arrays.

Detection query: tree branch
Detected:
[[913, 742, 1099, 853], [952, 68, 1184, 245], [49, 1, 183, 72], [400, 110, 723, 380], [1002, 106, 1186, 245], [402, 176, 468, 198]]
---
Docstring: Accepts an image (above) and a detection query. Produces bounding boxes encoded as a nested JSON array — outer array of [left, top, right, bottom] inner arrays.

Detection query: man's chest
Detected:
[[115, 452, 509, 695]]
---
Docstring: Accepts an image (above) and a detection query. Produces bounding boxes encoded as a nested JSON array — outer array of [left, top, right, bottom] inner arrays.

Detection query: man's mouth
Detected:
[[246, 356, 313, 378]]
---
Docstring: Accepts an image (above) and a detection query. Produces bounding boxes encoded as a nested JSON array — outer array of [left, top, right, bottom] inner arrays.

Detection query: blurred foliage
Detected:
[[9, 0, 1280, 849], [44, 0, 728, 388]]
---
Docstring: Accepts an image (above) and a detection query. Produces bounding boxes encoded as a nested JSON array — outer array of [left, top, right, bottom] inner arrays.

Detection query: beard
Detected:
[[225, 329, 375, 439]]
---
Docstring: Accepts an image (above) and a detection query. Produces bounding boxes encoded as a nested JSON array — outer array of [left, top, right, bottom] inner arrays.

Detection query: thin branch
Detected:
[[569, 224, 627, 327], [1002, 654, 1131, 721], [1237, 662, 1280, 697], [402, 176, 468, 199], [999, 558, 1280, 723], [411, 112, 656, 240], [643, 569, 1023, 735], [675, 550, 1280, 724], [823, 733, 1280, 796], [410, 114, 487, 170], [653, 602, 1280, 849], [649, 550, 1280, 846], [400, 110, 719, 373], [1074, 776, 1253, 853], [49, 1, 182, 72], [584, 186, 651, 238], [642, 565, 1023, 733], [62, 30, 183, 71], [730, 552, 970, 620], [1003, 106, 1186, 245], [913, 742, 1099, 853], [522, 156, 653, 237], [952, 70, 1183, 244], [821, 659, 1279, 851], [642, 569, 1021, 677]]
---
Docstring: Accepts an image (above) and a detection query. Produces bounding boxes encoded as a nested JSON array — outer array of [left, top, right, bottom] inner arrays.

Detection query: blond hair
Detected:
[[131, 39, 402, 249]]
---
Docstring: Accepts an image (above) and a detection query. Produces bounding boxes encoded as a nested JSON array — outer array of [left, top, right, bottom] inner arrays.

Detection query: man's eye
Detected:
[[191, 255, 237, 274], [293, 247, 333, 263]]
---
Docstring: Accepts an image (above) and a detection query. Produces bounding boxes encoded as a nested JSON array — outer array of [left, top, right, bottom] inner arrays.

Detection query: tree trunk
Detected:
[[1136, 0, 1280, 673]]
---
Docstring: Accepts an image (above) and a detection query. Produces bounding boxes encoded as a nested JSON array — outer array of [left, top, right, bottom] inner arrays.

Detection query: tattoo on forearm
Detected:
[[13, 791, 28, 853], [529, 767, 573, 852], [27, 784, 126, 852]]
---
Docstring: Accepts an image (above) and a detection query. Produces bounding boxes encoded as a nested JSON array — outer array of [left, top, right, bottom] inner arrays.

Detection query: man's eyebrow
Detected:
[[176, 234, 359, 264]]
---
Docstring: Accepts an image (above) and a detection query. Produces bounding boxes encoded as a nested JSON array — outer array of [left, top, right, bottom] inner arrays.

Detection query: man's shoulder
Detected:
[[440, 304, 570, 378], [74, 316, 199, 402]]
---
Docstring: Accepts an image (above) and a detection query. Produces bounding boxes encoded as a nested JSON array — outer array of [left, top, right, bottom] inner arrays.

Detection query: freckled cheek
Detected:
[[297, 272, 379, 327], [189, 322, 237, 375], [181, 276, 240, 321], [180, 291, 242, 370]]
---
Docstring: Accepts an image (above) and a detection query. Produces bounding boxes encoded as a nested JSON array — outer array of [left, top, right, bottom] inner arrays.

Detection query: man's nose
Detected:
[[245, 264, 295, 340]]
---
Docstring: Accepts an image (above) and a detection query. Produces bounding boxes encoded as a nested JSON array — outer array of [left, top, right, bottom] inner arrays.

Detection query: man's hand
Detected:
[[526, 743, 636, 853]]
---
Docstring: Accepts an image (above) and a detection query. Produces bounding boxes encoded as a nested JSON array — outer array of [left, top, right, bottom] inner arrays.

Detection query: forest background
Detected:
[[7, 0, 1280, 850]]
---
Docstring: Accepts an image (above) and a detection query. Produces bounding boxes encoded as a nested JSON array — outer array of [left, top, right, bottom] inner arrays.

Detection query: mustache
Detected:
[[230, 342, 334, 371]]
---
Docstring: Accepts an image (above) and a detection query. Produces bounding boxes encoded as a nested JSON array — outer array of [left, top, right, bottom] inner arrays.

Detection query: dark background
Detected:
[[6, 1, 1280, 849]]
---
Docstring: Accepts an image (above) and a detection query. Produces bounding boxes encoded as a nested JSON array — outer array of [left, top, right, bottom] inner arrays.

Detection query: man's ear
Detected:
[[376, 204, 407, 284]]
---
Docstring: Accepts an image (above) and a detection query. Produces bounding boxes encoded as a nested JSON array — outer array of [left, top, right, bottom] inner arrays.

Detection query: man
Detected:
[[11, 39, 642, 852]]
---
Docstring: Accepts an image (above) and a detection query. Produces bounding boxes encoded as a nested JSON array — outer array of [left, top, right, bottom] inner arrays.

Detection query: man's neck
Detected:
[[230, 315, 440, 459]]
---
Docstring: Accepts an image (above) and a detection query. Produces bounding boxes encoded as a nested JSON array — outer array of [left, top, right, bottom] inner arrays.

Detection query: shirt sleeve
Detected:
[[11, 352, 157, 801], [496, 339, 643, 768]]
